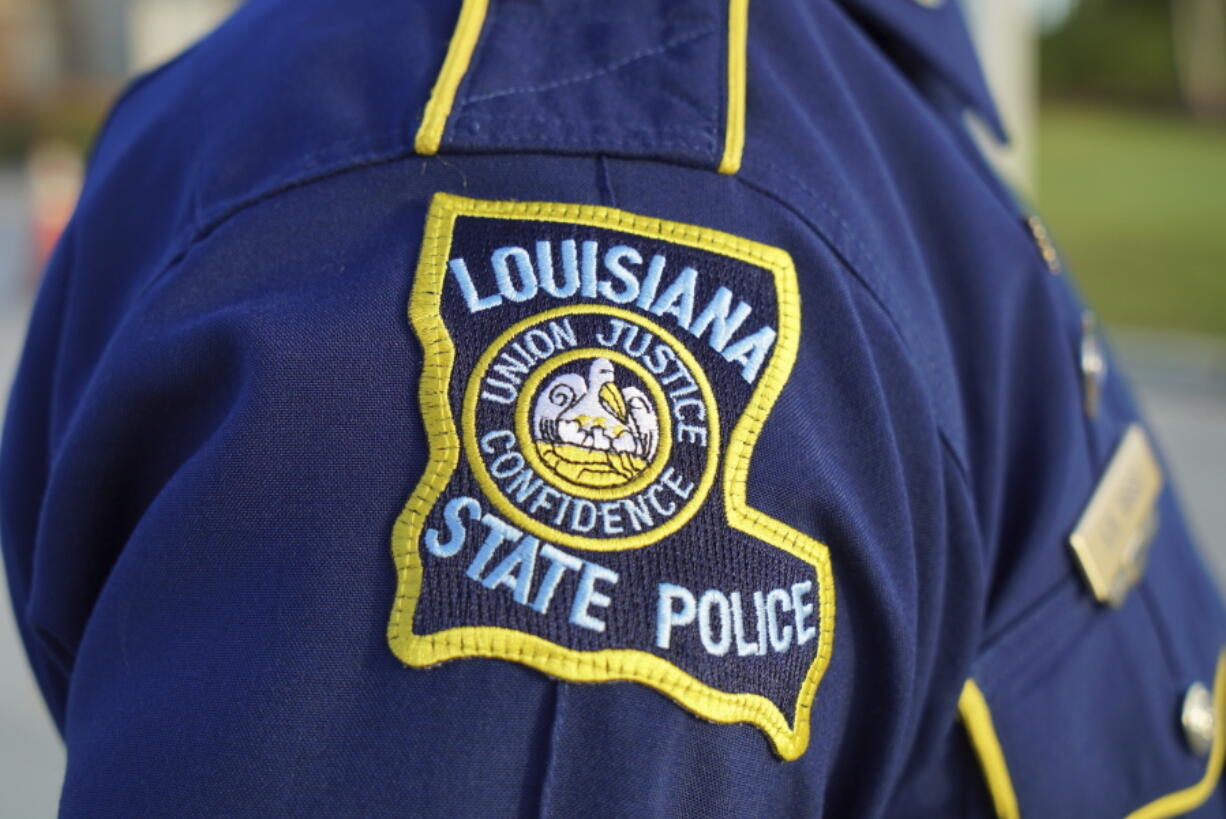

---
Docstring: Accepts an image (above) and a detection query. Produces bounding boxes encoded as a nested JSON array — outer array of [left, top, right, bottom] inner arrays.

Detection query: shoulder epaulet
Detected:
[[414, 0, 748, 174]]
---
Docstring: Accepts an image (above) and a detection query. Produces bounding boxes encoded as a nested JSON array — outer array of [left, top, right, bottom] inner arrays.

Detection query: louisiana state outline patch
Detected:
[[388, 193, 834, 759]]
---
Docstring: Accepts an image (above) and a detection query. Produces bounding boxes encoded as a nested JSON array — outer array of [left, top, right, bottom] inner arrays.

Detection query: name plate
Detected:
[[1069, 424, 1164, 607]]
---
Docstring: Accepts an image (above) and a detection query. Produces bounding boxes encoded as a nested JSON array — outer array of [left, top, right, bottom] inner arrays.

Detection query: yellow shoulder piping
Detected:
[[414, 0, 490, 156], [959, 679, 1021, 819], [717, 0, 749, 174], [1126, 649, 1226, 819], [961, 649, 1226, 819], [418, 0, 745, 173]]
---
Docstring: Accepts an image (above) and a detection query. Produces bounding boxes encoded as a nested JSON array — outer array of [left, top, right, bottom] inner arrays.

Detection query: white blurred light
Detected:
[[127, 0, 239, 75], [1037, 0, 1081, 34]]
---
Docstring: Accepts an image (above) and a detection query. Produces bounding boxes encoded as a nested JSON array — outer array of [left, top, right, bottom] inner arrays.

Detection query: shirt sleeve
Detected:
[[1, 143, 982, 816]]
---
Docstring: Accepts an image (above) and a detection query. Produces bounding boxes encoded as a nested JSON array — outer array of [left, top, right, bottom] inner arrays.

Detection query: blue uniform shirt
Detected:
[[4, 0, 1225, 816]]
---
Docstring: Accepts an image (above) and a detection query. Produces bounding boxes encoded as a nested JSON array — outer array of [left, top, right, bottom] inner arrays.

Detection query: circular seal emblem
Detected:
[[462, 306, 720, 550]]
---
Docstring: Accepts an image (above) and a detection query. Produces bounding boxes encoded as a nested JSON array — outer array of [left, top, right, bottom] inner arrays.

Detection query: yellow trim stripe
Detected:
[[961, 649, 1226, 819], [717, 0, 749, 175], [1126, 649, 1226, 819], [414, 0, 490, 156], [416, 0, 747, 172], [959, 679, 1021, 819]]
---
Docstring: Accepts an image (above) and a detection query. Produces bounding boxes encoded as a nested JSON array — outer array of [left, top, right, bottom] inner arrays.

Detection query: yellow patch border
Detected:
[[388, 192, 835, 760]]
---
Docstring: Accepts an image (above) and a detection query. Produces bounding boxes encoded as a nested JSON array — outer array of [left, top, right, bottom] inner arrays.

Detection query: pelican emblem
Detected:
[[531, 357, 661, 489]]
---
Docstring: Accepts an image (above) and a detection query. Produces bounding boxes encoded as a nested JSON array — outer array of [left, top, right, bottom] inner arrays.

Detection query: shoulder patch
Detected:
[[388, 193, 834, 760]]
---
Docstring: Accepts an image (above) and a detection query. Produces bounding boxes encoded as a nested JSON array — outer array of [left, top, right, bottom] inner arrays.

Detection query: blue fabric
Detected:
[[3, 0, 1224, 816], [443, 0, 726, 166]]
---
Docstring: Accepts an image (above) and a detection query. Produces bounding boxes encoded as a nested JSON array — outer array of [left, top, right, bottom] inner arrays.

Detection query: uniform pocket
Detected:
[[962, 570, 1225, 818]]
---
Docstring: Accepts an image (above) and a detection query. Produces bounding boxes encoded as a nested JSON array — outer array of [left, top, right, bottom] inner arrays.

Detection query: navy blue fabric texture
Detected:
[[1, 0, 1224, 816], [443, 0, 726, 166]]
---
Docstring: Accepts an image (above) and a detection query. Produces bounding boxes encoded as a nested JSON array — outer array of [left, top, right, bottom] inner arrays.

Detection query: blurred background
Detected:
[[0, 0, 1223, 814]]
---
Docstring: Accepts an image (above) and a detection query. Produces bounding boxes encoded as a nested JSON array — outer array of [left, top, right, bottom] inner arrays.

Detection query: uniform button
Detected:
[[1080, 311, 1108, 418], [1182, 682, 1215, 757]]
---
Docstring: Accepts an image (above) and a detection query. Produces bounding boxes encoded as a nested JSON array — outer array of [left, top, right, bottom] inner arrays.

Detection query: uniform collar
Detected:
[[836, 0, 1008, 140]]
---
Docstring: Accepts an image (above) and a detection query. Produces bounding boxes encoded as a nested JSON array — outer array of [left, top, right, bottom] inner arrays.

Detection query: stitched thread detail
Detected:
[[449, 114, 718, 140], [731, 169, 974, 478], [748, 157, 882, 277], [448, 119, 720, 157], [460, 25, 719, 106], [443, 9, 722, 167], [388, 193, 835, 761]]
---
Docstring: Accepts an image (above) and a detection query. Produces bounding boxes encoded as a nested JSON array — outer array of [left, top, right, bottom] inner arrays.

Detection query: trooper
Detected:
[[3, 0, 1224, 816]]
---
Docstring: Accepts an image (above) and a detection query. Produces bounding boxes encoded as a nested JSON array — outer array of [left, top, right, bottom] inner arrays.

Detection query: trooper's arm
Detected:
[[1, 146, 970, 816]]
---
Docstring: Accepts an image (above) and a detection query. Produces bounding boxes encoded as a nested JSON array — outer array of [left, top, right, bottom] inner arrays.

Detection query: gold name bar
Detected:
[[1069, 424, 1164, 607]]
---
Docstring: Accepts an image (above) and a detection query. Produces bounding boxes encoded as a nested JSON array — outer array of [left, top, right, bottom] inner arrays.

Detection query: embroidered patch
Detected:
[[388, 193, 834, 760]]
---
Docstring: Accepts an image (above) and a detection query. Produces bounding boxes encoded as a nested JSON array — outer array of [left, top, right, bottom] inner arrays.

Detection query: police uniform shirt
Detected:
[[3, 0, 1225, 816]]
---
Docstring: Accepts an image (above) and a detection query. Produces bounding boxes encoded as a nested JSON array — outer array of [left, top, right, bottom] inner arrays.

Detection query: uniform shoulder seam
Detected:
[[131, 135, 421, 304], [731, 171, 973, 481]]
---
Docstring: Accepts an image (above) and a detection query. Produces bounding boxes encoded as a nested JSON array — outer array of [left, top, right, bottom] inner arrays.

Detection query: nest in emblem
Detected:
[[532, 357, 660, 488]]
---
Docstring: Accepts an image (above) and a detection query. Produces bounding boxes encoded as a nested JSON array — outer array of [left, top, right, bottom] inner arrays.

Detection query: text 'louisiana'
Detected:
[[449, 239, 777, 383]]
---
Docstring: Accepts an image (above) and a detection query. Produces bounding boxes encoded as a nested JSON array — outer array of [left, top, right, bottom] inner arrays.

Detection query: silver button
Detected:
[[1080, 311, 1108, 418], [1182, 682, 1215, 757]]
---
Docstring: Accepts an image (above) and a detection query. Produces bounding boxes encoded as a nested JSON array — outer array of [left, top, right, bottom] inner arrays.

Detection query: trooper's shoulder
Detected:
[[407, 0, 1004, 173], [27, 1, 1226, 816], [75, 0, 457, 281]]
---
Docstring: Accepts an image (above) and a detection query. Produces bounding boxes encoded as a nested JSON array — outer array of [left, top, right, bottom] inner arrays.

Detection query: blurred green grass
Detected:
[[1038, 105, 1226, 338]]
